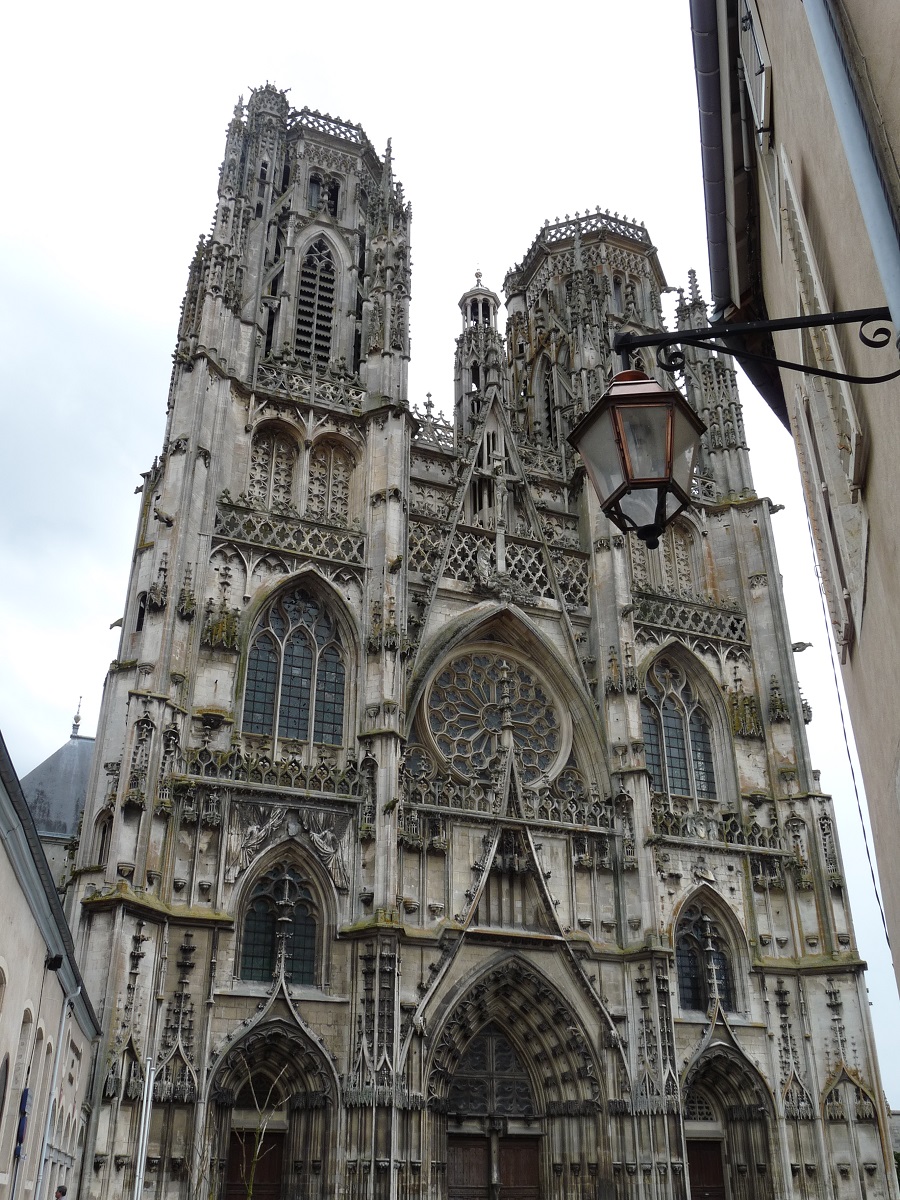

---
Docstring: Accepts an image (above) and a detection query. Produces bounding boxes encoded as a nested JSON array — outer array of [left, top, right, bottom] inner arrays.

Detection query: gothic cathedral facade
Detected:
[[68, 86, 897, 1200]]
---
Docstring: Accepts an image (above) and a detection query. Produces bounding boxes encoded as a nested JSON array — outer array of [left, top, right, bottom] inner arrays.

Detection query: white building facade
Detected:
[[0, 734, 99, 1200]]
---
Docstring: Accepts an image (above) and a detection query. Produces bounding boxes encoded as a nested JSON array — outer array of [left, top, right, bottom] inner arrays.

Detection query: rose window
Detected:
[[427, 652, 562, 782]]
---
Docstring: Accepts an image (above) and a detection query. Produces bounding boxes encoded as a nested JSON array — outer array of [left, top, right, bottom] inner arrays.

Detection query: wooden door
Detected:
[[225, 1130, 285, 1200], [500, 1137, 540, 1199], [448, 1136, 490, 1200], [687, 1139, 727, 1200]]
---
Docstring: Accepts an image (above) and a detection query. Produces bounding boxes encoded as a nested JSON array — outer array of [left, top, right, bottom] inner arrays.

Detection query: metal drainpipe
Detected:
[[131, 1058, 156, 1200], [34, 986, 80, 1200], [803, 0, 900, 344]]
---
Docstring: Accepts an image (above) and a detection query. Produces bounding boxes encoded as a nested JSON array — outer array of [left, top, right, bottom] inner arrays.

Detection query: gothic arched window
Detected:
[[295, 239, 336, 366], [243, 587, 346, 745], [239, 864, 317, 985], [93, 815, 112, 868], [642, 659, 717, 800], [307, 441, 353, 526], [675, 903, 736, 1012], [247, 428, 296, 509]]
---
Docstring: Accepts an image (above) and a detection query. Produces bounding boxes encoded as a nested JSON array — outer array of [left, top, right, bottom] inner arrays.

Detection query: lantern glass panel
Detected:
[[576, 406, 624, 502], [616, 404, 671, 481], [617, 487, 664, 531], [671, 407, 701, 494]]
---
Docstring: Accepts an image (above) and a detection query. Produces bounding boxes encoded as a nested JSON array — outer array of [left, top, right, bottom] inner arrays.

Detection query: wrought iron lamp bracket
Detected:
[[614, 307, 899, 386]]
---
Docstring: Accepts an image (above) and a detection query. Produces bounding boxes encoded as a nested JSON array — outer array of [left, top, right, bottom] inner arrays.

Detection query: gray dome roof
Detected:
[[21, 732, 95, 838]]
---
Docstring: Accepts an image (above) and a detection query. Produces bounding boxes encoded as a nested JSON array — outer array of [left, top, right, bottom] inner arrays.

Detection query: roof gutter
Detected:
[[689, 0, 790, 427], [690, 0, 733, 320]]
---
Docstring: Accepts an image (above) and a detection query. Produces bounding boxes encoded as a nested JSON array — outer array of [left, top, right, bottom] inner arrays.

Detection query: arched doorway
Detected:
[[224, 1074, 287, 1200], [445, 1024, 539, 1200], [427, 960, 605, 1200], [209, 1020, 334, 1200], [683, 1048, 776, 1200]]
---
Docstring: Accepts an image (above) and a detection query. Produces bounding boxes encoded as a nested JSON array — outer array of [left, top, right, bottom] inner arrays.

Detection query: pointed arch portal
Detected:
[[429, 958, 603, 1200], [683, 1046, 775, 1200], [210, 1020, 335, 1200]]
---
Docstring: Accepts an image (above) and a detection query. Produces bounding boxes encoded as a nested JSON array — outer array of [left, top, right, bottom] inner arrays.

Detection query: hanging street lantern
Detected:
[[567, 370, 706, 549]]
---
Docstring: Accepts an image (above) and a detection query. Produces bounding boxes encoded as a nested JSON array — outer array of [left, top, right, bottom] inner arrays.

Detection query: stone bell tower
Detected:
[[70, 85, 416, 1200], [66, 88, 897, 1200]]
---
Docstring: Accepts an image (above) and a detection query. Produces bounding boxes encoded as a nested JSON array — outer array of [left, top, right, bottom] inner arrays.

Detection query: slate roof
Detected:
[[21, 728, 95, 839]]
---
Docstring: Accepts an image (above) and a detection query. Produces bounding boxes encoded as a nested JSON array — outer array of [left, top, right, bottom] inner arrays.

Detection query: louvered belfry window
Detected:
[[295, 239, 336, 366]]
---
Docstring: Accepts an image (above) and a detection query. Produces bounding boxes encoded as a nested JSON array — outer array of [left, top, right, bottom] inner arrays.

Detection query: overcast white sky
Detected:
[[2, 0, 898, 1100]]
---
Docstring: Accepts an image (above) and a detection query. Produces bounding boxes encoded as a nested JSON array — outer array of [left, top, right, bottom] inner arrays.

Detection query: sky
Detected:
[[2, 0, 898, 1101]]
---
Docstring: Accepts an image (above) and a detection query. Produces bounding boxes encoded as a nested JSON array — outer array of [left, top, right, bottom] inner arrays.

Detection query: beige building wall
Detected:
[[691, 0, 900, 994], [0, 736, 99, 1200]]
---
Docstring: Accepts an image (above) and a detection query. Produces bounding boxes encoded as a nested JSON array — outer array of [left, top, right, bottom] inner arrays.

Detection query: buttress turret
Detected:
[[454, 271, 506, 434]]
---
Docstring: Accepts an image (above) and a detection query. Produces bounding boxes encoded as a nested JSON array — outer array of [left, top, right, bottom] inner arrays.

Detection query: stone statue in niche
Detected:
[[224, 804, 285, 882], [285, 809, 351, 891]]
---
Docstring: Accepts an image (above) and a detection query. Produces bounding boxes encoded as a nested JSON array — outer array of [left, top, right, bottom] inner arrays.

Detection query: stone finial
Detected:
[[72, 697, 82, 738], [475, 269, 482, 286], [688, 268, 702, 303]]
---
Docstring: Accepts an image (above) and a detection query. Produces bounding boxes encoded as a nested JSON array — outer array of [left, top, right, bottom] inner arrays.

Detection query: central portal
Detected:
[[448, 1135, 540, 1200]]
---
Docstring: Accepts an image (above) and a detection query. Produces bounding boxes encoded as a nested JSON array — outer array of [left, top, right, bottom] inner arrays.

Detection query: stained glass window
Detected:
[[240, 865, 316, 985], [243, 588, 345, 745], [642, 707, 664, 792], [676, 938, 704, 1010], [675, 905, 735, 1012], [690, 711, 716, 799], [427, 652, 561, 783], [447, 1025, 535, 1118], [662, 700, 690, 794], [641, 658, 717, 800]]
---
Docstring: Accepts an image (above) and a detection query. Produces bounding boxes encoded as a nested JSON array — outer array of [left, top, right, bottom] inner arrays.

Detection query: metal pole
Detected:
[[131, 1059, 155, 1200]]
